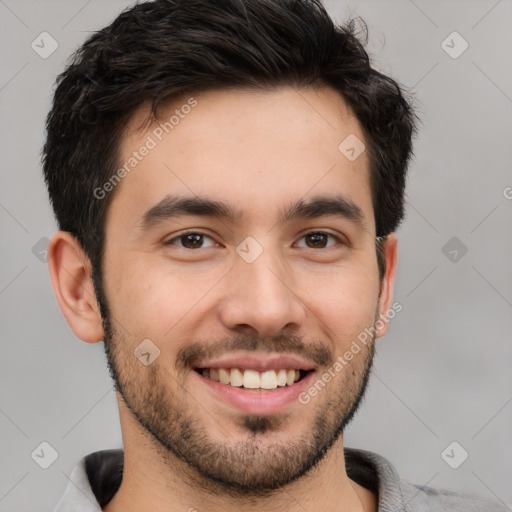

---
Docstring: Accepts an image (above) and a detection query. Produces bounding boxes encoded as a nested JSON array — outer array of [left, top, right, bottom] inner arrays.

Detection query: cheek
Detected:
[[109, 261, 221, 340], [303, 260, 379, 343], [319, 290, 377, 341]]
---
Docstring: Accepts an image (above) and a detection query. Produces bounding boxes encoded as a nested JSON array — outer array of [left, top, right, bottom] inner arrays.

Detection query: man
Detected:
[[43, 0, 507, 510]]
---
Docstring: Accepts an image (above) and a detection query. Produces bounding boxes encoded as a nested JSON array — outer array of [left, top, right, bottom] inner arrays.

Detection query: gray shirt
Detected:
[[54, 447, 508, 511]]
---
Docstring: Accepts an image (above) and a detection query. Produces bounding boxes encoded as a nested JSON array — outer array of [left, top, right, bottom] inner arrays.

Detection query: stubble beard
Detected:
[[101, 311, 376, 498]]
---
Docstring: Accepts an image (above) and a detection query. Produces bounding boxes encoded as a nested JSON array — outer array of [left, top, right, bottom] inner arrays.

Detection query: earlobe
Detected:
[[375, 233, 398, 339], [47, 231, 104, 343]]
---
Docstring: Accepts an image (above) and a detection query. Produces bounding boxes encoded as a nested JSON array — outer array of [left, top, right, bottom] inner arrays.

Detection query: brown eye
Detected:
[[296, 232, 340, 249], [165, 232, 216, 249], [181, 233, 204, 249]]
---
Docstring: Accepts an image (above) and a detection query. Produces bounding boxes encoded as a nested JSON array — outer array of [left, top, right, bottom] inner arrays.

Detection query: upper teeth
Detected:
[[200, 368, 301, 389]]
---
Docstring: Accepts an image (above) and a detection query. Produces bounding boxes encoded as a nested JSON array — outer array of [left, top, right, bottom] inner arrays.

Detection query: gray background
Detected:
[[1, 0, 511, 510]]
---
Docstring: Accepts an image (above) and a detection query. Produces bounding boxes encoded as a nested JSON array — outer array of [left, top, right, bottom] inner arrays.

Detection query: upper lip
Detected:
[[193, 354, 316, 372]]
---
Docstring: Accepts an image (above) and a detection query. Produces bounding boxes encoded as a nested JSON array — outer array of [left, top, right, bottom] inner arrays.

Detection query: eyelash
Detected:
[[163, 230, 345, 250]]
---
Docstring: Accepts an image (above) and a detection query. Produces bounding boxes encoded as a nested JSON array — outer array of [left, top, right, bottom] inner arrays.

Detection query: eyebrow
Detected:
[[136, 193, 367, 232]]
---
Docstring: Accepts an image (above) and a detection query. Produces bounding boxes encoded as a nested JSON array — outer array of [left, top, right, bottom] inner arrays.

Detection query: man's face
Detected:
[[100, 85, 390, 495]]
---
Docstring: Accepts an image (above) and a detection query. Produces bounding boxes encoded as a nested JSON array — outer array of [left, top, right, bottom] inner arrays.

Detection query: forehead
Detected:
[[108, 85, 374, 233]]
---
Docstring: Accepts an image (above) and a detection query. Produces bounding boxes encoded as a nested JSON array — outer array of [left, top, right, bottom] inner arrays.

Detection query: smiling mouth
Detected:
[[193, 367, 312, 391]]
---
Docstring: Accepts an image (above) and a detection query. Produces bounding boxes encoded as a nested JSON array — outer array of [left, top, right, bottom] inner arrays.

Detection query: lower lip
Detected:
[[192, 369, 315, 415]]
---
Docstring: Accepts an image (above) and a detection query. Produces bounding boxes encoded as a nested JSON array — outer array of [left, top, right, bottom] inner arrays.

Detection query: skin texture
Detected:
[[48, 85, 397, 512]]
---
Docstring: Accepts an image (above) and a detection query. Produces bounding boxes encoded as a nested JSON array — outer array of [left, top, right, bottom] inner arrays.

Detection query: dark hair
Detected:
[[42, 0, 418, 316]]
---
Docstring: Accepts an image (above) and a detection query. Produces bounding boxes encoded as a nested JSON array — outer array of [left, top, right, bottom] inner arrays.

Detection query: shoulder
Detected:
[[343, 447, 509, 512], [399, 478, 510, 512]]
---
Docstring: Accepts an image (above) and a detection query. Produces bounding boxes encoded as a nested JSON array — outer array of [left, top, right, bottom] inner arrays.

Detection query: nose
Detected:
[[217, 247, 306, 337]]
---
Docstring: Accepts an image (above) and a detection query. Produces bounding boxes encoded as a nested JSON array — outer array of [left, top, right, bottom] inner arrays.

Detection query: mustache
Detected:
[[175, 334, 333, 371]]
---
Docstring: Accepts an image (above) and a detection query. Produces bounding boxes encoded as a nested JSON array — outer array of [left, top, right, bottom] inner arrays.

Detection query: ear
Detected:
[[375, 233, 398, 339], [47, 231, 104, 343]]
